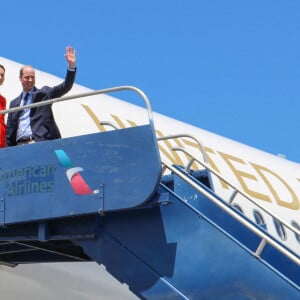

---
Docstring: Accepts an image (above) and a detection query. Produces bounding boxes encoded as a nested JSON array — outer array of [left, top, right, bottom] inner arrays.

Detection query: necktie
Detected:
[[23, 93, 29, 105]]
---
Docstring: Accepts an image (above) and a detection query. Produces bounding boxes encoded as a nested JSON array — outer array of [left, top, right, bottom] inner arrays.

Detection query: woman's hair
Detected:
[[0, 64, 5, 72]]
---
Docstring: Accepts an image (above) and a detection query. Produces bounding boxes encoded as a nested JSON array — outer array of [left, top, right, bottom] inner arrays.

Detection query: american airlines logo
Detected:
[[55, 149, 98, 195]]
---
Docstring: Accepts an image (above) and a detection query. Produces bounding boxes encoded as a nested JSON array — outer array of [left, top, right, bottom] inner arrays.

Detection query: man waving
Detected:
[[6, 46, 76, 146]]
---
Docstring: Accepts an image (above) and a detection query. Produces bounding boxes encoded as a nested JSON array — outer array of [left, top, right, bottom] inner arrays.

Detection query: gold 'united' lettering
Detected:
[[205, 147, 230, 189], [251, 163, 300, 210], [218, 152, 272, 203], [111, 114, 127, 128], [82, 104, 107, 132]]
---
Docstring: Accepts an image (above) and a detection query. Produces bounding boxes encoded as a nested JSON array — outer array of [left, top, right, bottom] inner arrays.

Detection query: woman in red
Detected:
[[0, 64, 6, 147]]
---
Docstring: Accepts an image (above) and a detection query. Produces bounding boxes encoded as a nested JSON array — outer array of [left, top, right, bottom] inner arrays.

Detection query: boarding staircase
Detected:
[[0, 87, 299, 299]]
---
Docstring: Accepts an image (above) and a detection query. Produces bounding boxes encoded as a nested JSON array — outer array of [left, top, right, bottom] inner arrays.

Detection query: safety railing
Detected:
[[1, 85, 154, 130]]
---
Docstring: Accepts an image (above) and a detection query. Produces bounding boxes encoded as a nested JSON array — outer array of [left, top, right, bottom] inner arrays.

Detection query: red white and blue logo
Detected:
[[55, 149, 94, 195]]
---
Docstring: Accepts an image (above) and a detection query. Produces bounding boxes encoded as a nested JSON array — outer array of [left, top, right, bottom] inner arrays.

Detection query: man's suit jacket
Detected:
[[6, 69, 76, 146]]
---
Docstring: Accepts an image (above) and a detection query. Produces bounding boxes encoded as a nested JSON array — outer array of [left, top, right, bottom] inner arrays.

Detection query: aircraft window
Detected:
[[273, 218, 287, 241], [291, 221, 300, 244], [231, 204, 244, 214], [253, 210, 267, 230]]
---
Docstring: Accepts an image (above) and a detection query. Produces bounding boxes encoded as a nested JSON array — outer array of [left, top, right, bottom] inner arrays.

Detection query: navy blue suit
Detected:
[[6, 69, 76, 146]]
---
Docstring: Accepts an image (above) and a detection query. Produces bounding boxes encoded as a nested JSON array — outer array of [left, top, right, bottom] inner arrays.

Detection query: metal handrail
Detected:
[[1, 85, 154, 128], [172, 146, 300, 238], [162, 160, 300, 266], [157, 134, 208, 165]]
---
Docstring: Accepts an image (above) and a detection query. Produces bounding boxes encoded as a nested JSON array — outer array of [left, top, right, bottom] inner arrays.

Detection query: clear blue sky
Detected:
[[1, 1, 300, 162]]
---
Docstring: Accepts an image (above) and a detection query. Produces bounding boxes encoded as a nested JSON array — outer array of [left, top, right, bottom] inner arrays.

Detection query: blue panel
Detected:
[[0, 125, 161, 224]]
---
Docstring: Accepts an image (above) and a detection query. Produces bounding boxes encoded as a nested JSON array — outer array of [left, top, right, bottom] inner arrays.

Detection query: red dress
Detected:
[[0, 95, 6, 148]]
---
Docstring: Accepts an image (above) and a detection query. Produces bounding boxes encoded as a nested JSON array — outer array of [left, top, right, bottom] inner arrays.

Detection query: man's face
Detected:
[[20, 66, 35, 92]]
